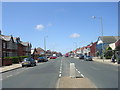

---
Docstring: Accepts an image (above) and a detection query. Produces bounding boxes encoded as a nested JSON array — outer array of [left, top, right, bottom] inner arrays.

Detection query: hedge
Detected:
[[4, 56, 28, 64]]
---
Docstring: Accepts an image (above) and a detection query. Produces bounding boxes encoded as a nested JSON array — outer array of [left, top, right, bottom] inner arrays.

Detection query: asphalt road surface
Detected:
[[1, 57, 119, 89]]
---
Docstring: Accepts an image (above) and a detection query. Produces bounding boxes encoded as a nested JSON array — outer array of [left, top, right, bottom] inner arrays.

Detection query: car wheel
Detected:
[[22, 65, 24, 67], [31, 63, 34, 67]]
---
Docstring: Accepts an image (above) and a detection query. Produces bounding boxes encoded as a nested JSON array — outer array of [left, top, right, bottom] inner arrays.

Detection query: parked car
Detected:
[[79, 55, 84, 59], [50, 56, 57, 59], [22, 58, 36, 67], [37, 56, 48, 62], [70, 55, 74, 58], [84, 56, 93, 61]]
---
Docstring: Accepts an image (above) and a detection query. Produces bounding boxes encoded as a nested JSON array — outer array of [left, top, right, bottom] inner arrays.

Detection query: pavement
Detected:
[[0, 63, 22, 73], [93, 57, 119, 66]]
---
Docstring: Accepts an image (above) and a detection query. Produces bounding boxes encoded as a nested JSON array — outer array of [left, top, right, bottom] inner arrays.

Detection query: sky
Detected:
[[1, 2, 118, 54]]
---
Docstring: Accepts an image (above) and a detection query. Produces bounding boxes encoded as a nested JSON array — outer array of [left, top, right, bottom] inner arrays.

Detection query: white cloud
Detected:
[[35, 24, 45, 30], [70, 33, 80, 38]]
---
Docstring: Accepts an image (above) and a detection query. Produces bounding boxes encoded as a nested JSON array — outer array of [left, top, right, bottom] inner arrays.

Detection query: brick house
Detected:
[[115, 39, 120, 48], [31, 47, 45, 60], [0, 36, 2, 66], [90, 42, 97, 57], [0, 31, 32, 66]]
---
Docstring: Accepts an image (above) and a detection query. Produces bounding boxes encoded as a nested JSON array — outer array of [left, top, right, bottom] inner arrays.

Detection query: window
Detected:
[[3, 42, 6, 48]]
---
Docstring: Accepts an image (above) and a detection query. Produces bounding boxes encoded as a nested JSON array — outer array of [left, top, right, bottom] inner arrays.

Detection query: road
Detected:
[[2, 57, 61, 88], [64, 57, 118, 88], [1, 57, 119, 88]]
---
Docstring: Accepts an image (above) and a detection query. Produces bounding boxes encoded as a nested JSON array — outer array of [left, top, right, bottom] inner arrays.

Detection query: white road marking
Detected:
[[59, 74, 62, 78], [7, 75, 13, 78], [56, 78, 60, 88], [59, 58, 63, 78], [78, 71, 81, 74], [81, 74, 84, 77], [59, 71, 62, 74]]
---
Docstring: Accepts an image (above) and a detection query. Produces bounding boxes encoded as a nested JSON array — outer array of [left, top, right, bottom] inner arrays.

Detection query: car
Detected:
[[84, 56, 93, 61], [79, 55, 84, 59], [50, 56, 57, 59], [37, 56, 48, 62], [22, 58, 36, 67], [70, 55, 74, 58]]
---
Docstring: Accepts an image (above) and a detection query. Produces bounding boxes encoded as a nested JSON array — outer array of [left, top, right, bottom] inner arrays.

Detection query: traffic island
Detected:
[[58, 76, 97, 88]]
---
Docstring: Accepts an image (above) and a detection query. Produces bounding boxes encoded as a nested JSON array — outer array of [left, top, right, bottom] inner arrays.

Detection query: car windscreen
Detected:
[[24, 58, 30, 61]]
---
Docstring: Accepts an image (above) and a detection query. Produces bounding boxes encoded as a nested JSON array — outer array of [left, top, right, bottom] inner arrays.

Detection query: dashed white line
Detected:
[[81, 74, 84, 77], [7, 75, 13, 78], [59, 59, 63, 78], [59, 71, 62, 74], [59, 74, 62, 78], [78, 71, 81, 74]]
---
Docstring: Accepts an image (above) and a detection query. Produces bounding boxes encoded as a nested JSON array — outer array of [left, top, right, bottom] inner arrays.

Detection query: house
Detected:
[[0, 34, 2, 66], [115, 39, 120, 48], [90, 42, 97, 57], [79, 42, 97, 57], [31, 47, 45, 60], [83, 46, 91, 56], [96, 36, 119, 56], [0, 30, 32, 66]]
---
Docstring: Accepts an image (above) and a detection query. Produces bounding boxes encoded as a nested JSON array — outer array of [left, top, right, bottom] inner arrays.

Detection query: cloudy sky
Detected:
[[2, 2, 118, 54]]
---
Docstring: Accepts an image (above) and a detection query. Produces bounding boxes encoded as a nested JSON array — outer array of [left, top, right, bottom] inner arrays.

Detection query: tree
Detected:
[[96, 51, 99, 57], [105, 46, 113, 59]]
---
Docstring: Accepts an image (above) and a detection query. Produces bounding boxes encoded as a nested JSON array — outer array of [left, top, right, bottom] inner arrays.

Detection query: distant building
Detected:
[[90, 42, 97, 57], [31, 47, 45, 60]]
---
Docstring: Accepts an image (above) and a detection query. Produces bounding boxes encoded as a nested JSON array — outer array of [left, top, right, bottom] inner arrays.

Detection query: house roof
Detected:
[[13, 37, 20, 42], [0, 35, 12, 41], [20, 42, 29, 46], [33, 47, 45, 55], [99, 36, 119, 44]]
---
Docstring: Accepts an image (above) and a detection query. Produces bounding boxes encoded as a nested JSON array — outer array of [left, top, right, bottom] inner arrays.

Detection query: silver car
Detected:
[[84, 56, 92, 61], [22, 58, 36, 67]]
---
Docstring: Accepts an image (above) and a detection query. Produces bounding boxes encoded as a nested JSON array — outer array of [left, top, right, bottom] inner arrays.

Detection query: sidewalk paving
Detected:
[[93, 57, 119, 66], [0, 63, 22, 73]]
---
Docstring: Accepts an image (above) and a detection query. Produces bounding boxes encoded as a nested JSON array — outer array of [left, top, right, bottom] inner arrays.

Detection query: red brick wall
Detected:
[[115, 39, 120, 47], [18, 44, 25, 56], [3, 58, 12, 66], [90, 42, 97, 57]]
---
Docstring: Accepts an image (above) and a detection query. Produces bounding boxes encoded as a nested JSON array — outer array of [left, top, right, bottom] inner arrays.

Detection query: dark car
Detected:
[[84, 56, 93, 61], [37, 56, 48, 62], [79, 55, 84, 59], [22, 58, 36, 67]]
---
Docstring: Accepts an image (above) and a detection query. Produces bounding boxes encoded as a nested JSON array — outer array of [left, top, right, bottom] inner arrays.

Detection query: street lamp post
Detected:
[[92, 16, 104, 61], [73, 42, 78, 56], [73, 42, 77, 49], [44, 36, 48, 56]]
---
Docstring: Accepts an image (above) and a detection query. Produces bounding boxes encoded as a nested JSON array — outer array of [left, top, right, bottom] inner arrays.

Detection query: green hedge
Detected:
[[4, 56, 28, 64]]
